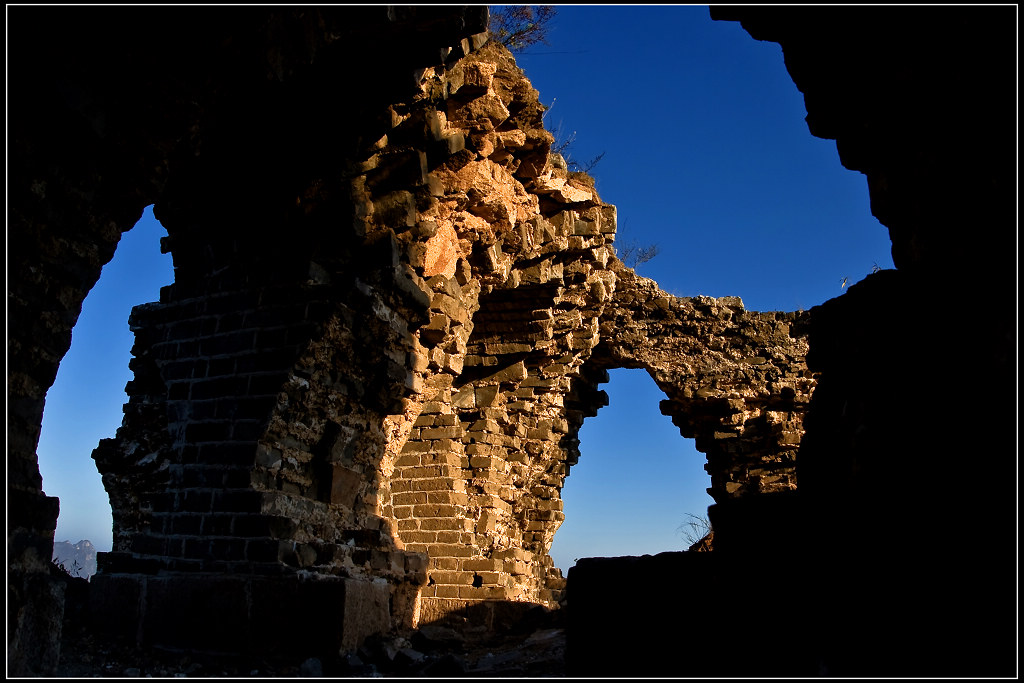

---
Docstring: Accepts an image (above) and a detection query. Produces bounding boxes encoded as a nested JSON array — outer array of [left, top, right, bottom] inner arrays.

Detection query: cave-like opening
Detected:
[[37, 205, 173, 572], [549, 367, 714, 573]]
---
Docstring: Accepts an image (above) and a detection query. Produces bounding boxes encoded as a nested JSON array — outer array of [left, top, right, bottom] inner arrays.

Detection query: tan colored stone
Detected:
[[423, 223, 463, 278]]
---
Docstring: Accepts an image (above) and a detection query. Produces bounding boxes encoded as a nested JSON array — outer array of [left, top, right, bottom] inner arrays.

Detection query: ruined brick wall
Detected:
[[366, 43, 619, 627], [11, 9, 825, 662], [80, 24, 623, 643], [7, 5, 493, 671], [21, 6, 992, 675], [91, 35, 624, 635], [592, 263, 814, 504], [341, 44, 819, 627]]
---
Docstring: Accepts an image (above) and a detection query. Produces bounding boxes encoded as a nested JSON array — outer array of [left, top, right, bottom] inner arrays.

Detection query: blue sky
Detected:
[[35, 7, 893, 574], [36, 206, 173, 550]]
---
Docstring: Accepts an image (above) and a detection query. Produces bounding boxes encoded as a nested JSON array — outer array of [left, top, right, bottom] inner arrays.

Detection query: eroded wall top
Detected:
[[10, 7, 832, 667]]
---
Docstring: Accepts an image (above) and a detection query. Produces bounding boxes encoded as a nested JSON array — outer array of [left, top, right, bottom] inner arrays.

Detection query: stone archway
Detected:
[[587, 261, 816, 509], [549, 366, 716, 569], [9, 20, 819, 663], [7, 6, 494, 673], [24, 14, 625, 657], [11, 6, 1014, 678]]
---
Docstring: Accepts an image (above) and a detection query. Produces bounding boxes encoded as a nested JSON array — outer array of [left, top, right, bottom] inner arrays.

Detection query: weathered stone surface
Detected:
[[423, 223, 464, 278], [9, 5, 1014, 678], [593, 262, 814, 502], [8, 5, 489, 670]]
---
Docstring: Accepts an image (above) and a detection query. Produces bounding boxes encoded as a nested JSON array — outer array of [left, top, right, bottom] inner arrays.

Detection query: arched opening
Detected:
[[36, 205, 173, 574], [509, 6, 885, 573], [549, 368, 713, 573]]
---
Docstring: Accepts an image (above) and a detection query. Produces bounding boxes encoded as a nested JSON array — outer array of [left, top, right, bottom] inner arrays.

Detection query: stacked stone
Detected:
[[68, 25, 819, 644], [83, 9, 493, 653], [368, 42, 620, 624], [89, 226, 437, 640], [400, 260, 617, 624], [26, 11, 823, 655], [84, 31, 628, 634], [593, 263, 816, 503]]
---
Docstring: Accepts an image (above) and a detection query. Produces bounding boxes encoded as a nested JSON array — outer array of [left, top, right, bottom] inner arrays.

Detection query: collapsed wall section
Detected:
[[592, 263, 815, 506], [380, 43, 619, 627], [92, 34, 821, 639], [377, 33, 820, 617], [12, 8, 832, 666], [86, 32, 624, 644], [76, 7, 497, 659]]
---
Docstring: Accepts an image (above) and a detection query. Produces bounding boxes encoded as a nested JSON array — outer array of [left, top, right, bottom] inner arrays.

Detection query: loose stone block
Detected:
[[452, 386, 476, 408], [460, 558, 503, 572]]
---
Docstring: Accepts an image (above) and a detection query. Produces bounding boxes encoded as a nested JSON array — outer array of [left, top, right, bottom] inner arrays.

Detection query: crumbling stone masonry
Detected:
[[593, 262, 814, 503], [87, 35, 820, 639], [9, 7, 824, 670], [12, 5, 1013, 678], [9, 6, 497, 673]]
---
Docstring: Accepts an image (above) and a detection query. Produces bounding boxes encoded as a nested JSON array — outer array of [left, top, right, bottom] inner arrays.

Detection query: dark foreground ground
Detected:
[[55, 580, 568, 678]]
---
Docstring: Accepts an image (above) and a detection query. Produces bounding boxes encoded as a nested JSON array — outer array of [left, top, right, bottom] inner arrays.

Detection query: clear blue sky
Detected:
[[36, 206, 173, 551], [35, 7, 893, 575]]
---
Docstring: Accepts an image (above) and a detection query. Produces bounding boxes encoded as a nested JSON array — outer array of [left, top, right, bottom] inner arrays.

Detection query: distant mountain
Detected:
[[52, 540, 98, 580]]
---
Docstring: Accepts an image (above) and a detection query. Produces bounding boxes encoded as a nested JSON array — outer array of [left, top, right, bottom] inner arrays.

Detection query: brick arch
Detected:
[[9, 14, 820, 662], [380, 252, 818, 628], [9, 6, 629, 667], [19, 7, 1011, 678], [8, 6, 492, 673], [586, 262, 816, 508]]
